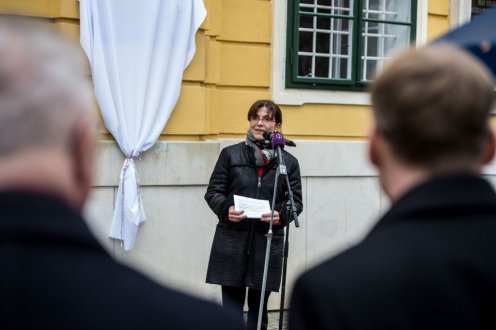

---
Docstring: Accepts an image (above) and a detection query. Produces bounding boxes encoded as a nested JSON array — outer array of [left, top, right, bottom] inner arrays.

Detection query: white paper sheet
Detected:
[[234, 195, 271, 219]]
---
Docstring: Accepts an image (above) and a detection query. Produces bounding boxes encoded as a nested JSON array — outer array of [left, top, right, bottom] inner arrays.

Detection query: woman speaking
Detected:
[[205, 100, 303, 330]]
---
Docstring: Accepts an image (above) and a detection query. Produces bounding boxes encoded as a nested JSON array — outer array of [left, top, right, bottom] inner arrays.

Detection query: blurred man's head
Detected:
[[0, 16, 95, 210], [369, 44, 495, 199]]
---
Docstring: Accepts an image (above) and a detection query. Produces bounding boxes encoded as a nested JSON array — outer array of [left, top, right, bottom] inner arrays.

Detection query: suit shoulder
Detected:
[[298, 232, 428, 293], [95, 260, 244, 328]]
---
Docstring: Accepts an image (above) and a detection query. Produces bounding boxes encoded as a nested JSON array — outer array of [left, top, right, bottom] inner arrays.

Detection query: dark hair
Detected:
[[371, 44, 494, 170], [247, 100, 282, 125]]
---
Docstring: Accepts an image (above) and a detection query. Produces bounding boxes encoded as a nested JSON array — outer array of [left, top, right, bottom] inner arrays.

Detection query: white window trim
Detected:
[[449, 0, 472, 27], [271, 0, 429, 106]]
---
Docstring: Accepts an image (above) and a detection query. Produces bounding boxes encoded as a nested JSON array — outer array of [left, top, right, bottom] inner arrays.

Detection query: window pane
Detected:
[[363, 0, 412, 23], [316, 32, 330, 53], [333, 33, 350, 56], [299, 31, 314, 52], [315, 56, 330, 77], [300, 15, 313, 29], [300, 6, 314, 13], [317, 16, 331, 30], [332, 57, 350, 79], [318, 0, 332, 5], [361, 22, 410, 81], [298, 56, 313, 77], [363, 59, 378, 81], [365, 37, 378, 57]]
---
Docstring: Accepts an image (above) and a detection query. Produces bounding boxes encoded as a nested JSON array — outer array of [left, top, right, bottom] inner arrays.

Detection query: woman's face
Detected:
[[249, 106, 281, 141]]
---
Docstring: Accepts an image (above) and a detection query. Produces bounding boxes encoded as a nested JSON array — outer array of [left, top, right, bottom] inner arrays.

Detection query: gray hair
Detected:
[[0, 16, 93, 155]]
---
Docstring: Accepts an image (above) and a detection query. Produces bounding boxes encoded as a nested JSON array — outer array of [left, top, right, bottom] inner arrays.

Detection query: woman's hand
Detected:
[[228, 205, 247, 222], [260, 211, 280, 225]]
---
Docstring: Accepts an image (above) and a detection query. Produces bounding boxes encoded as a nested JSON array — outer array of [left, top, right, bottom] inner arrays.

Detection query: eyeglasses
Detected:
[[250, 116, 275, 124]]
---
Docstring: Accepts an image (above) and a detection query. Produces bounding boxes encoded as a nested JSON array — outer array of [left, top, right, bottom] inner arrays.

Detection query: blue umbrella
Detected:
[[434, 7, 496, 79]]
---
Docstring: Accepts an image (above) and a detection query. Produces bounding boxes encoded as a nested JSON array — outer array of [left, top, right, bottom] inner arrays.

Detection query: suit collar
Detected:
[[371, 174, 496, 234]]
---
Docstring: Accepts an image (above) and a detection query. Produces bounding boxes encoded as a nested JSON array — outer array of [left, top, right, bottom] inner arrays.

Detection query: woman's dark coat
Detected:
[[205, 141, 303, 292]]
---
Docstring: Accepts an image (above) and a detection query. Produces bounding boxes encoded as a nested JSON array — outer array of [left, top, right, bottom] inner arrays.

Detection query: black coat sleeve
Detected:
[[205, 148, 233, 222], [279, 156, 303, 227]]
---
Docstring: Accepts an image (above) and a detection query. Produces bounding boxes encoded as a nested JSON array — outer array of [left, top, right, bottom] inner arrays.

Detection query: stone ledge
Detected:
[[94, 140, 496, 187], [93, 141, 220, 186]]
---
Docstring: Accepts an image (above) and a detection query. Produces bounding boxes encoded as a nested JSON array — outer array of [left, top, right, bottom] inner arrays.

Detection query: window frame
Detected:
[[285, 0, 418, 91]]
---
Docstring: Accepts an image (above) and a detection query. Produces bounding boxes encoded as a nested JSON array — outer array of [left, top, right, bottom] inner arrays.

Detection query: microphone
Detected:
[[263, 131, 296, 148]]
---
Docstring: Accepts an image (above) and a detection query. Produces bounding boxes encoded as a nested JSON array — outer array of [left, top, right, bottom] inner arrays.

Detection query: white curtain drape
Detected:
[[79, 0, 206, 250]]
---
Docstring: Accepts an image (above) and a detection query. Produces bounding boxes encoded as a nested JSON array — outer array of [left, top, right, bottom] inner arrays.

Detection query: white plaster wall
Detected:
[[83, 140, 496, 310]]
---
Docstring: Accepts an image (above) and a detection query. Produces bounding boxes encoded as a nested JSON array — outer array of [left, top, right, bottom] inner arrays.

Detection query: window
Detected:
[[286, 0, 417, 91], [471, 0, 496, 16]]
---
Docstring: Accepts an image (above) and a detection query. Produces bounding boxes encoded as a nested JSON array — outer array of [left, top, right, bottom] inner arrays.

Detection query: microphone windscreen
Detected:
[[271, 132, 285, 150]]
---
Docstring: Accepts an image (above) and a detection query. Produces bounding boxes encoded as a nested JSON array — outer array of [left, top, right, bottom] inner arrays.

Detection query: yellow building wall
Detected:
[[0, 0, 453, 141], [427, 0, 450, 41]]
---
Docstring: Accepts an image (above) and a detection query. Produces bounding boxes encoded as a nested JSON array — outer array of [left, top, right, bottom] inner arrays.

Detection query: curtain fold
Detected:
[[80, 0, 206, 250]]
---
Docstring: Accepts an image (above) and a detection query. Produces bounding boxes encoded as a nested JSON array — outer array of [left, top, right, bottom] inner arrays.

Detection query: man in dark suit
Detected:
[[289, 44, 496, 329], [0, 17, 243, 329]]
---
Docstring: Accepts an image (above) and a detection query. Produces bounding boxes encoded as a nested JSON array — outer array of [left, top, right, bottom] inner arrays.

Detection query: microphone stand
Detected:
[[257, 144, 300, 330], [278, 170, 299, 330]]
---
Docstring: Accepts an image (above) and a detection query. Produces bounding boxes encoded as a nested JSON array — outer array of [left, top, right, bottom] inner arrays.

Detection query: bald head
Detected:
[[0, 16, 96, 209], [0, 16, 93, 155]]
